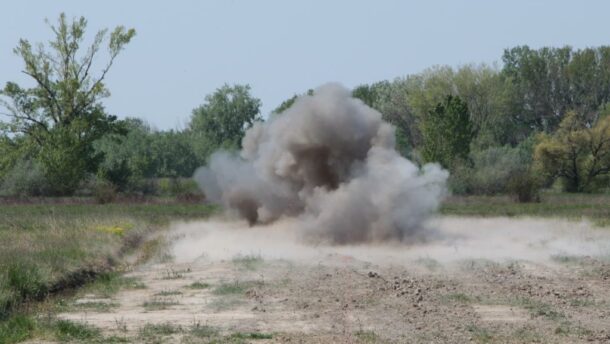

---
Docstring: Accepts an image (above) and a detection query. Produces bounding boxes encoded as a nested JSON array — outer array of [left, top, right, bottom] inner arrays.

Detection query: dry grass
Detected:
[[0, 203, 215, 343]]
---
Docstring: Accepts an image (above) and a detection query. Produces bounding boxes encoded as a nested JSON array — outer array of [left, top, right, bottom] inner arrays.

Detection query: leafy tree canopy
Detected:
[[534, 111, 610, 192], [189, 84, 261, 150], [0, 13, 135, 194], [421, 95, 473, 169]]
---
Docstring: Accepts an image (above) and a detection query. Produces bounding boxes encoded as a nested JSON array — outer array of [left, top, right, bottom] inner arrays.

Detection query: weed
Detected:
[[72, 301, 118, 312], [355, 330, 380, 342], [442, 293, 472, 304], [466, 324, 494, 343], [154, 289, 183, 296], [188, 281, 210, 289], [54, 319, 102, 341], [213, 280, 259, 296], [516, 297, 565, 321], [232, 254, 264, 271], [161, 268, 185, 280], [139, 322, 182, 337], [190, 323, 219, 338], [142, 297, 180, 311], [231, 332, 273, 339], [0, 314, 35, 344]]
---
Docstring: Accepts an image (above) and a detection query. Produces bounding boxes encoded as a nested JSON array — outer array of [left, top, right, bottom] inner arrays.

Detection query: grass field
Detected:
[[0, 202, 216, 343], [441, 193, 610, 226], [0, 193, 609, 343]]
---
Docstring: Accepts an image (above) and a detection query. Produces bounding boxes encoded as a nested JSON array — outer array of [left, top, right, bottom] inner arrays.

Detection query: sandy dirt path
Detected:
[[52, 217, 610, 343]]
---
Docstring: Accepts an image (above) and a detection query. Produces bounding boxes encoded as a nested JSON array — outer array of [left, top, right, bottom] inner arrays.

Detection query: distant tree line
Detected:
[[1, 14, 610, 200]]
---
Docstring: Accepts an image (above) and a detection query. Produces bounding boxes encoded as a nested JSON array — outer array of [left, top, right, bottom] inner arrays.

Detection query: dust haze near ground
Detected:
[[194, 83, 447, 244], [170, 217, 610, 265], [55, 216, 610, 343]]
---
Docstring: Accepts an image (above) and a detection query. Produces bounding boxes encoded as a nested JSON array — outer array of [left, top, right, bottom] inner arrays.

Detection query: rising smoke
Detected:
[[194, 83, 448, 244]]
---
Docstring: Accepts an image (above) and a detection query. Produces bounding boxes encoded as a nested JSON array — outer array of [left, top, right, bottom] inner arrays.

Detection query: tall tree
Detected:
[[271, 89, 314, 116], [0, 13, 135, 194], [502, 45, 610, 133], [189, 84, 262, 152], [420, 95, 473, 169], [534, 111, 610, 192]]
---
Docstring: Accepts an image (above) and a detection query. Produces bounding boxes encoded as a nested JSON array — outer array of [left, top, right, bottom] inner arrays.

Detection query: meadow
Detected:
[[0, 193, 609, 343], [0, 202, 216, 343]]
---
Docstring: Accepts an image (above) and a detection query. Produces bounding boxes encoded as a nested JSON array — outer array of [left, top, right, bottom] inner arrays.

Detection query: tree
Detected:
[[502, 45, 610, 134], [189, 84, 261, 151], [0, 13, 135, 195], [353, 81, 416, 156], [96, 118, 200, 191], [534, 111, 610, 192], [271, 89, 313, 115], [420, 95, 473, 169]]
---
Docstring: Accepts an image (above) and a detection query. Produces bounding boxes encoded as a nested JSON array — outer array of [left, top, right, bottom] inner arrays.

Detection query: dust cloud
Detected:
[[194, 83, 447, 244], [169, 217, 610, 266]]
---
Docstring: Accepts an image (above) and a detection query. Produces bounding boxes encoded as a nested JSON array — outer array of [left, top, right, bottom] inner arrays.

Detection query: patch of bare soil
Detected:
[[53, 217, 610, 343]]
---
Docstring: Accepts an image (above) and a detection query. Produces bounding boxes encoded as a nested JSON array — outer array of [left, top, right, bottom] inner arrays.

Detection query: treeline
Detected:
[[352, 46, 610, 197], [1, 15, 610, 200]]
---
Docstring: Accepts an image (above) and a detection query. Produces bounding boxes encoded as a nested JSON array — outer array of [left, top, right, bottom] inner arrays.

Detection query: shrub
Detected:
[[448, 142, 535, 196], [469, 145, 529, 195], [508, 170, 541, 203], [0, 160, 49, 197], [93, 178, 117, 204]]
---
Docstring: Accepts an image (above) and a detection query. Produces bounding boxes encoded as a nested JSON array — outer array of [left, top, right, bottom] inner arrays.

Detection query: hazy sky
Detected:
[[1, 0, 609, 129]]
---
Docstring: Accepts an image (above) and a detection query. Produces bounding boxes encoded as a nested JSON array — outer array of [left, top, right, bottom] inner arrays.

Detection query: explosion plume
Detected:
[[195, 83, 447, 244]]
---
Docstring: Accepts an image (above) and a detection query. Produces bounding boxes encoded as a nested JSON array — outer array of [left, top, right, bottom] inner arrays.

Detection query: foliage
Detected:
[[508, 169, 541, 203], [189, 84, 261, 151], [534, 111, 610, 192], [0, 203, 217, 323], [0, 13, 135, 195], [353, 81, 415, 155], [271, 89, 313, 115], [0, 159, 48, 197], [95, 118, 200, 191], [420, 95, 473, 168], [502, 46, 610, 133], [92, 178, 117, 204]]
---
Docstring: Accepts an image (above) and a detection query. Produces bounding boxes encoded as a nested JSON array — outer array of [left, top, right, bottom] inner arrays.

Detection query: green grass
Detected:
[[142, 298, 180, 311], [0, 315, 131, 344], [189, 323, 219, 338], [515, 297, 565, 321], [0, 314, 35, 344], [230, 332, 273, 340], [466, 324, 494, 343], [71, 301, 119, 312], [139, 322, 183, 337], [212, 281, 257, 295], [0, 203, 216, 339], [441, 292, 473, 304], [442, 193, 610, 226], [54, 319, 103, 341], [187, 281, 210, 289], [355, 330, 381, 343], [154, 289, 183, 296]]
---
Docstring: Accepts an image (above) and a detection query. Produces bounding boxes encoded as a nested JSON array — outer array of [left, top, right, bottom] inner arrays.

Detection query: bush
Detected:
[[508, 170, 541, 203], [469, 145, 529, 195], [447, 161, 473, 195], [0, 160, 49, 197], [92, 178, 117, 204]]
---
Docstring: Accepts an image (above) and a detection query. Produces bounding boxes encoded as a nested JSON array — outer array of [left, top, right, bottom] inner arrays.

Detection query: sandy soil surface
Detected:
[[52, 217, 610, 343]]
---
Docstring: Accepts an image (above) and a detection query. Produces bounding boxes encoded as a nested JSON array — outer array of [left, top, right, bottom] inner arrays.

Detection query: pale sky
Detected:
[[1, 0, 609, 130]]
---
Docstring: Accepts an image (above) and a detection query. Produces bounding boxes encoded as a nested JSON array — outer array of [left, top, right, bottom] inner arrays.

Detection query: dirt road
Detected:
[[55, 217, 610, 343]]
